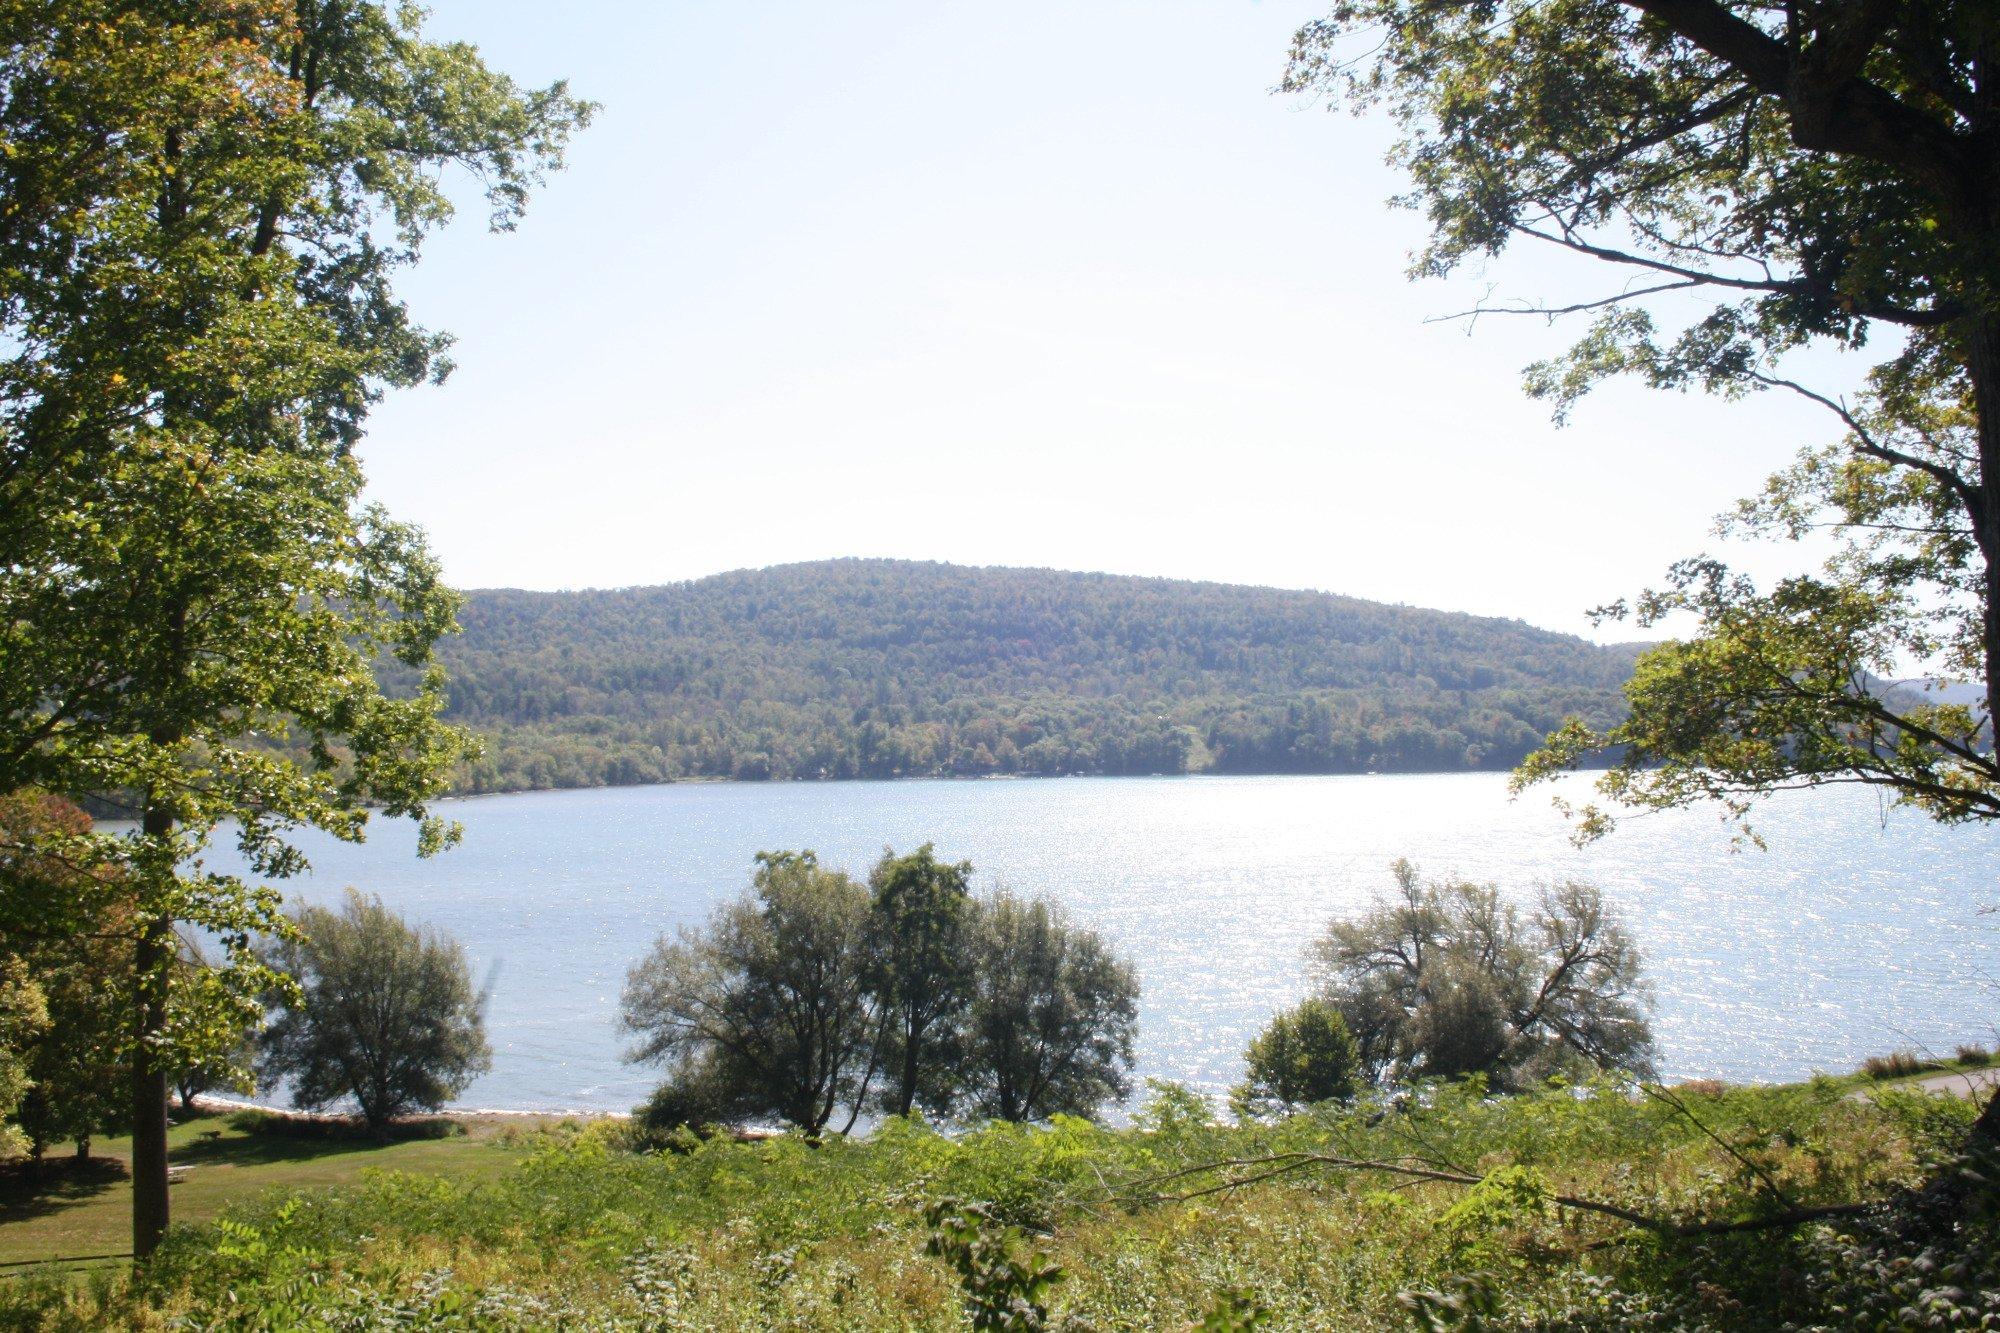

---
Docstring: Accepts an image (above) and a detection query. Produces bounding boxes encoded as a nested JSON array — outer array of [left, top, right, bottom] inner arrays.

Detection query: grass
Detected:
[[0, 1110, 537, 1269], [0, 1077, 1989, 1329]]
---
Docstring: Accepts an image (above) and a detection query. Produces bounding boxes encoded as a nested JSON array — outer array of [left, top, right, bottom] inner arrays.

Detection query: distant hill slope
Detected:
[[438, 559, 1634, 793]]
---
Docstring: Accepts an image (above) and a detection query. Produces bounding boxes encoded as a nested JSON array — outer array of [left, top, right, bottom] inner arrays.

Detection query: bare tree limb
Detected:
[[1112, 1150, 1878, 1237]]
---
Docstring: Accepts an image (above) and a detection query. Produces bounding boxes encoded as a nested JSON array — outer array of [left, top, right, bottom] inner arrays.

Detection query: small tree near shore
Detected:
[[1232, 997, 1360, 1120], [621, 852, 877, 1138], [962, 893, 1139, 1124], [1314, 861, 1654, 1090], [259, 891, 491, 1135], [866, 843, 975, 1119]]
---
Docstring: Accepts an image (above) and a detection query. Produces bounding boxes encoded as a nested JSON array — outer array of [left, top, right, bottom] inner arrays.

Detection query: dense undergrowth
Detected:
[[2, 1079, 1994, 1330]]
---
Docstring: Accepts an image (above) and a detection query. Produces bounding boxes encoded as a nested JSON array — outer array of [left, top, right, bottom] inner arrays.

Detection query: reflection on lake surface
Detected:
[[190, 773, 2000, 1113]]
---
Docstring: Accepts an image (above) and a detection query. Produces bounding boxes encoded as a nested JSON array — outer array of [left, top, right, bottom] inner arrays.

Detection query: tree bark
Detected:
[[1970, 312, 2000, 1149], [897, 1043, 919, 1119], [130, 802, 174, 1259]]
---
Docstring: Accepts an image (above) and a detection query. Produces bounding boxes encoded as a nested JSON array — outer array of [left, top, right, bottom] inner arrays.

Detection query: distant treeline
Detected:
[[432, 560, 1635, 794]]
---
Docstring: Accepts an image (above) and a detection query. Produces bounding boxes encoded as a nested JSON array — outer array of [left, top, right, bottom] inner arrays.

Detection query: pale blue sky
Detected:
[[358, 1, 1855, 639]]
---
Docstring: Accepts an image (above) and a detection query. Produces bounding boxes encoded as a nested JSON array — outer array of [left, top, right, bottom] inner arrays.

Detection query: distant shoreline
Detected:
[[189, 1093, 630, 1125], [441, 761, 1611, 805]]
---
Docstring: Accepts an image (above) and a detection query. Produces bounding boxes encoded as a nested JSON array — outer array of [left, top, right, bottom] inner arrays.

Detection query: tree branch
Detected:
[[1114, 1150, 1877, 1237]]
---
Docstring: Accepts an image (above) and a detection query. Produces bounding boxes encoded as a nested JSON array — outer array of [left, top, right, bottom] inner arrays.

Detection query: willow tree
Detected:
[[0, 2, 588, 1254]]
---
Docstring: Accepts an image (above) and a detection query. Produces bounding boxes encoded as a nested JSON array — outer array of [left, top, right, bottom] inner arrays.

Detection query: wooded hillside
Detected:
[[439, 560, 1633, 793]]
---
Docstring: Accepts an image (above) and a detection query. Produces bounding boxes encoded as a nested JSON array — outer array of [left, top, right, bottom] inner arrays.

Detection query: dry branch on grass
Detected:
[[1113, 1151, 1879, 1239]]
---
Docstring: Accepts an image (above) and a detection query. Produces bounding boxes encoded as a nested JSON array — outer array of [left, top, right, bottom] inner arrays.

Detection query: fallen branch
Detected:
[[1639, 1083, 1791, 1207], [1115, 1152, 1880, 1238]]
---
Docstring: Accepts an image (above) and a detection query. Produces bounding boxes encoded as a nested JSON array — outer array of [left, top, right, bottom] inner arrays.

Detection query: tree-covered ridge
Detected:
[[437, 559, 1635, 792]]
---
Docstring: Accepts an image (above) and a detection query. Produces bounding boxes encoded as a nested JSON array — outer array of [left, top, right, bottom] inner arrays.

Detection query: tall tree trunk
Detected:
[[130, 801, 174, 1259], [1970, 313, 2000, 1148], [896, 1020, 920, 1119]]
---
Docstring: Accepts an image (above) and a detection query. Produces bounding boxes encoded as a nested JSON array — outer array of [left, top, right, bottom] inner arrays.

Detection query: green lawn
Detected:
[[0, 1111, 537, 1268]]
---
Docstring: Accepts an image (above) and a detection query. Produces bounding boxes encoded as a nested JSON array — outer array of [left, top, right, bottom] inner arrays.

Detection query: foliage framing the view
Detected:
[[1284, 1, 2000, 834], [0, 0, 589, 1251]]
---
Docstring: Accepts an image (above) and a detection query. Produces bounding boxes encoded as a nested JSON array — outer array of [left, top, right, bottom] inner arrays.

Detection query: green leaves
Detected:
[[1233, 997, 1362, 1120], [1517, 553, 2000, 839], [924, 1197, 1075, 1332], [0, 3, 586, 1247], [1310, 860, 1654, 1087], [1291, 0, 2000, 840]]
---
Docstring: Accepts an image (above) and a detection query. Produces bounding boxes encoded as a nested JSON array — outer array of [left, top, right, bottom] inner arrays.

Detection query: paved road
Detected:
[[1904, 1067, 2000, 1099], [1847, 1066, 2000, 1103]]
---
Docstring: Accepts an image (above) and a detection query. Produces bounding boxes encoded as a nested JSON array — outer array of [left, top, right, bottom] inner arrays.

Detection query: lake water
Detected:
[[189, 773, 1999, 1114]]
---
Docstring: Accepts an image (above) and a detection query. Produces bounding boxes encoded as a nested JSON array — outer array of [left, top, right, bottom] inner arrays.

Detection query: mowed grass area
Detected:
[[0, 1110, 540, 1268]]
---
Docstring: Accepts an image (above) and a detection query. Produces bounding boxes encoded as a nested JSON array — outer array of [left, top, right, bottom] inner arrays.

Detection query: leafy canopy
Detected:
[[1232, 997, 1362, 1120], [621, 851, 880, 1138], [0, 0, 588, 1250], [621, 848, 1141, 1134], [963, 892, 1140, 1125], [1285, 0, 2000, 832]]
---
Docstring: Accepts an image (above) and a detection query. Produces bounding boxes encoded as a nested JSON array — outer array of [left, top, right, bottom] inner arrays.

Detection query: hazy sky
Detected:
[[359, 0, 1860, 639]]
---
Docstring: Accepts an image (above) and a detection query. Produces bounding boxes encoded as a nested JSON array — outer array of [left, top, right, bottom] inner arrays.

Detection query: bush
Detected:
[[628, 1065, 741, 1150], [1232, 998, 1360, 1120], [1859, 1049, 1941, 1080], [1955, 1043, 1994, 1068], [259, 890, 492, 1134]]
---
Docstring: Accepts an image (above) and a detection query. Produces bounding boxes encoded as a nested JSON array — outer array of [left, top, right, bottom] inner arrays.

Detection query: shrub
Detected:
[[925, 1198, 1074, 1331], [1859, 1050, 1941, 1080], [1232, 997, 1360, 1119], [1956, 1043, 1994, 1068], [628, 1064, 741, 1150]]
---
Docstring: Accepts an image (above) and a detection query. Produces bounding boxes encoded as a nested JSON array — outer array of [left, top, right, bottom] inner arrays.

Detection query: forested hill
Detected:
[[439, 559, 1635, 794]]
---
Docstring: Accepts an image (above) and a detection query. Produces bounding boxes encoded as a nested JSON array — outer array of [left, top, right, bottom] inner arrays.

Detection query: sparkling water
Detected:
[[181, 773, 2000, 1113]]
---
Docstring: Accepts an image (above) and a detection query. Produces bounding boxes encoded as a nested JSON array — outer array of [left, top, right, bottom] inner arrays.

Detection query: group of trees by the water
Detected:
[[619, 845, 1141, 1138], [435, 561, 1637, 793], [0, 822, 1661, 1156], [2, 0, 1997, 1288], [612, 844, 1663, 1143]]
